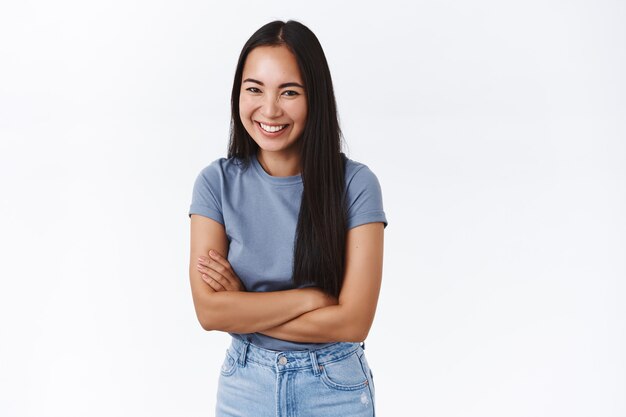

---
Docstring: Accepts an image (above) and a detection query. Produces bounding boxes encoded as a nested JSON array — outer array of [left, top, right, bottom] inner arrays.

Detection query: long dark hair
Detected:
[[227, 20, 346, 298]]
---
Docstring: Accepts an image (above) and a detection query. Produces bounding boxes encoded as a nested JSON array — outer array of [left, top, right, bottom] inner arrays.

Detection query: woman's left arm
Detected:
[[258, 222, 384, 343]]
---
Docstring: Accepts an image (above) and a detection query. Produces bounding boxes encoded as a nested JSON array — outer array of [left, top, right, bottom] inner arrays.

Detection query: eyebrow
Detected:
[[243, 78, 305, 89]]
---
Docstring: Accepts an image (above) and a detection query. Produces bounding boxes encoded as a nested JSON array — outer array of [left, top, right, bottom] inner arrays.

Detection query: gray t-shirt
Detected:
[[188, 151, 387, 351]]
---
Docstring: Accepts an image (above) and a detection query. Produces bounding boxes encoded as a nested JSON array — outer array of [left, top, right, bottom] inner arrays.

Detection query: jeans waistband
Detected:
[[228, 337, 365, 375]]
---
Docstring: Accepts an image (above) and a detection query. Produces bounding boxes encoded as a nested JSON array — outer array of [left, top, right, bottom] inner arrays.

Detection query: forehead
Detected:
[[242, 45, 303, 84]]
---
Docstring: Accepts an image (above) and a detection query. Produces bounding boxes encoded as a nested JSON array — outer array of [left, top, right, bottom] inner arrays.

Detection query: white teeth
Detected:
[[259, 122, 287, 133]]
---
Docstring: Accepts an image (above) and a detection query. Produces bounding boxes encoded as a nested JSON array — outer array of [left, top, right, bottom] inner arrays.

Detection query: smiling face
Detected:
[[239, 45, 308, 163]]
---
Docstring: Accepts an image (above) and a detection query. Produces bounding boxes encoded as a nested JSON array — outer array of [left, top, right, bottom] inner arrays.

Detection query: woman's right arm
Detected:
[[189, 214, 334, 333]]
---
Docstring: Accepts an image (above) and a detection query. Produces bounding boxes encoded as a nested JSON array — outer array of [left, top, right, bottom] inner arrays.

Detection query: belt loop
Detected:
[[238, 340, 250, 367], [360, 341, 366, 351], [309, 350, 321, 376]]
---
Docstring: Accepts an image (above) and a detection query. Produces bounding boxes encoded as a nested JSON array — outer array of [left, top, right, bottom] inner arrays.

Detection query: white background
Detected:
[[1, 1, 625, 416]]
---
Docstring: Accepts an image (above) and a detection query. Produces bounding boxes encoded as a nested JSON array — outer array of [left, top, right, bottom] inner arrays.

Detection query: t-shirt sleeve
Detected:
[[188, 161, 224, 225], [345, 165, 388, 230]]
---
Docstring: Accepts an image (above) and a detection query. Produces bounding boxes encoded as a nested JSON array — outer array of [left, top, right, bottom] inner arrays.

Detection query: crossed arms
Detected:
[[188, 214, 384, 343]]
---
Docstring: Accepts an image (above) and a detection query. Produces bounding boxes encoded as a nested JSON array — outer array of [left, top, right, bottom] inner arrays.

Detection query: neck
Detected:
[[257, 150, 301, 177]]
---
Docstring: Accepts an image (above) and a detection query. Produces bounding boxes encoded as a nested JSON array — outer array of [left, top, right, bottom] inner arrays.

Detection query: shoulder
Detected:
[[189, 156, 249, 222], [196, 156, 248, 182], [192, 156, 252, 193], [341, 153, 388, 229], [343, 153, 383, 194]]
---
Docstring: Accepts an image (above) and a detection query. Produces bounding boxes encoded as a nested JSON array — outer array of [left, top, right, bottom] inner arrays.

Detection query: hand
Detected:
[[197, 250, 246, 292]]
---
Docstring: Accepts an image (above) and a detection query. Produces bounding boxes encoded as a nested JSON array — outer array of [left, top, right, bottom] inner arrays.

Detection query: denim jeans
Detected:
[[216, 337, 376, 416]]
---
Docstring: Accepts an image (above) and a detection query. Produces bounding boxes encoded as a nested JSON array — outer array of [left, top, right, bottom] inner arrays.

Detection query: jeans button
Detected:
[[278, 356, 288, 365]]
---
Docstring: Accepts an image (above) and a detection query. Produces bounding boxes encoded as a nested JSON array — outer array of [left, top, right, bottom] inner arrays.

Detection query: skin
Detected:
[[188, 44, 385, 343], [239, 45, 307, 177], [194, 222, 384, 342], [189, 215, 338, 334]]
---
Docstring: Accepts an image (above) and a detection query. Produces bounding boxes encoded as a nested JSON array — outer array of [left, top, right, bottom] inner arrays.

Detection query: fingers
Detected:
[[201, 272, 228, 291], [208, 250, 232, 271], [197, 263, 234, 291], [198, 251, 246, 292], [199, 255, 228, 275], [198, 254, 232, 279], [199, 253, 238, 283]]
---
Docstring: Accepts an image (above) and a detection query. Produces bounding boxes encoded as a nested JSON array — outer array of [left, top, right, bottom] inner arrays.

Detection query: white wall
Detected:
[[1, 1, 624, 416]]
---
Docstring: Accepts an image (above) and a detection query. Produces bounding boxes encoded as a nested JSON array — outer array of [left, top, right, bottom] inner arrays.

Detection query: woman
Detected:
[[188, 20, 387, 417]]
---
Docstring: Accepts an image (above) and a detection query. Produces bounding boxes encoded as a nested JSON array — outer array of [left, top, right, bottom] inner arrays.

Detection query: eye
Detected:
[[282, 90, 300, 97], [246, 87, 261, 93]]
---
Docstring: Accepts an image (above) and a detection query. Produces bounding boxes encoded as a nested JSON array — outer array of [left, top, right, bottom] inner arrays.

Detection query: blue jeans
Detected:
[[216, 337, 376, 416]]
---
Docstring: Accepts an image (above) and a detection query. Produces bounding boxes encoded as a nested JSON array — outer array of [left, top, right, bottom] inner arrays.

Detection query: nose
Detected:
[[260, 93, 283, 118]]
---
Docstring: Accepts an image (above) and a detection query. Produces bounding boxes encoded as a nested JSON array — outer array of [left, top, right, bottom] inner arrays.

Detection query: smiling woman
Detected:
[[188, 20, 387, 417], [238, 45, 308, 176]]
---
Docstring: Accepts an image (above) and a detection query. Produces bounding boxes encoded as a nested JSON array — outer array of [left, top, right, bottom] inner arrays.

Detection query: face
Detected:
[[239, 45, 307, 160]]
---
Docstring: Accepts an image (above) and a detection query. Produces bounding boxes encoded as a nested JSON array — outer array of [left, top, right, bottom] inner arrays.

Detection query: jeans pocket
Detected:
[[220, 349, 237, 377], [358, 352, 376, 400], [319, 352, 369, 391]]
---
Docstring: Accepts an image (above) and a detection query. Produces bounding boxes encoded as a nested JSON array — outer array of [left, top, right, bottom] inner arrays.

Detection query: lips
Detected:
[[258, 122, 288, 133]]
